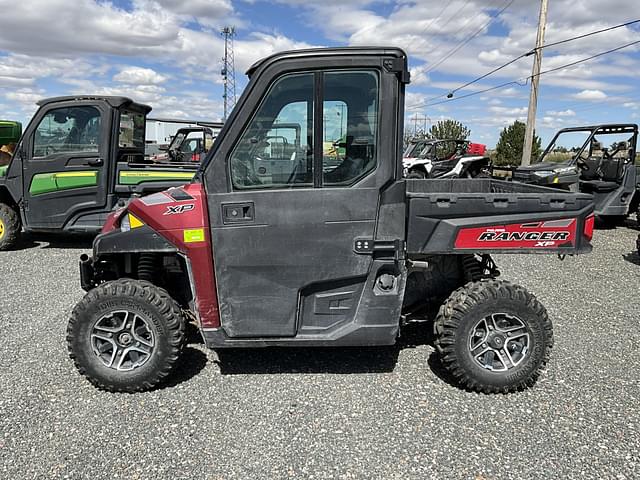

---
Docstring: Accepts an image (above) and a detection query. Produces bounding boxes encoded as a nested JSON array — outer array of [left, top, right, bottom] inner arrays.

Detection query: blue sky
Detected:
[[0, 0, 638, 147]]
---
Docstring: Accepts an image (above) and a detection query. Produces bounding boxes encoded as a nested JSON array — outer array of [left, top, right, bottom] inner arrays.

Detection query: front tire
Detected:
[[0, 202, 21, 251], [67, 279, 186, 392], [434, 279, 553, 393]]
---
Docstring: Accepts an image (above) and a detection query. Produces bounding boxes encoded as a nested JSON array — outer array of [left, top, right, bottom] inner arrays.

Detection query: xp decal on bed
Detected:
[[67, 47, 595, 395]]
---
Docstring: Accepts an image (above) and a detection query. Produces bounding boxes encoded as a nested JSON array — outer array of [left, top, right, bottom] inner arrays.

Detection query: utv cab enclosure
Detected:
[[68, 47, 595, 395], [0, 96, 199, 250]]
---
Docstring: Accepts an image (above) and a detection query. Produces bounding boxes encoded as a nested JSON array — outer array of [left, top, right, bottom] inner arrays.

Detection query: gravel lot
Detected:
[[1, 223, 639, 480]]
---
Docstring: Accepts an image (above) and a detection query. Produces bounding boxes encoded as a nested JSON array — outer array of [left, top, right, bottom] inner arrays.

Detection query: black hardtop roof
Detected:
[[174, 126, 213, 133], [246, 46, 408, 77], [37, 95, 152, 113]]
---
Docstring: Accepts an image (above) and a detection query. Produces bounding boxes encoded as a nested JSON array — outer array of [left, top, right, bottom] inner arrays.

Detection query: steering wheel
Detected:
[[576, 158, 589, 171]]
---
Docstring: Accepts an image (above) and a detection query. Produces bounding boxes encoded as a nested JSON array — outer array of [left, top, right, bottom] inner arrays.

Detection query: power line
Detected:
[[542, 19, 640, 51], [403, 2, 463, 58], [534, 39, 640, 78], [407, 38, 640, 111], [423, 0, 516, 75], [425, 18, 640, 104]]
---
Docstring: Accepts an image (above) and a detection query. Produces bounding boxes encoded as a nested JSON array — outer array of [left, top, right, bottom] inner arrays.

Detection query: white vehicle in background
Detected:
[[403, 138, 491, 179]]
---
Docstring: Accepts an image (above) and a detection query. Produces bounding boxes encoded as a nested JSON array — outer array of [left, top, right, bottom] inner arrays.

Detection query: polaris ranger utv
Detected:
[[148, 126, 215, 163], [513, 124, 639, 220], [67, 47, 595, 394], [0, 96, 199, 250], [403, 138, 490, 179]]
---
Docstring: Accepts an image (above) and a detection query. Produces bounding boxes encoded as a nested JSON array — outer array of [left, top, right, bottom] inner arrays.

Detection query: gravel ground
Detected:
[[0, 224, 639, 480]]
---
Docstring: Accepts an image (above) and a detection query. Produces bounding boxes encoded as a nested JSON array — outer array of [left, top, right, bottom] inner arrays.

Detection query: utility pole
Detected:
[[521, 0, 548, 166], [221, 26, 237, 122]]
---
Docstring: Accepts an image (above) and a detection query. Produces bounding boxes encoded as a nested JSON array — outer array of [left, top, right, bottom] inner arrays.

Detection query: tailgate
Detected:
[[406, 178, 594, 255]]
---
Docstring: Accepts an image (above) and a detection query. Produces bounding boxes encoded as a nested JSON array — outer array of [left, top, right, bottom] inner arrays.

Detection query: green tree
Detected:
[[494, 120, 541, 166], [427, 119, 471, 141]]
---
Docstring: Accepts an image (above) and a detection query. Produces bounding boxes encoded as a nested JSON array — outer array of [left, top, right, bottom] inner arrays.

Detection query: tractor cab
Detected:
[[513, 124, 639, 217], [0, 96, 200, 249]]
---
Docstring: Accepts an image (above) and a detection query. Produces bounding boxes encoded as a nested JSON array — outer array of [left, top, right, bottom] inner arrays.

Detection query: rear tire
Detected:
[[0, 202, 21, 251], [434, 279, 553, 393], [67, 279, 186, 392]]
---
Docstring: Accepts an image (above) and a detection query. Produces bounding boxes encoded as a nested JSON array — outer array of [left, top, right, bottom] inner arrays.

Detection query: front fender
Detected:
[[93, 225, 178, 256]]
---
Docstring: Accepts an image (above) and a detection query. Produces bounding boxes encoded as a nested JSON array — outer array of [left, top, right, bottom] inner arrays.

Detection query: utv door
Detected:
[[21, 101, 110, 229], [204, 52, 405, 338]]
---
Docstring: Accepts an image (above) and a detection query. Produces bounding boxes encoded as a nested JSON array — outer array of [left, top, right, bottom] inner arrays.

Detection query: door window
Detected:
[[33, 106, 102, 158], [119, 111, 145, 149], [230, 73, 313, 189], [323, 71, 378, 186]]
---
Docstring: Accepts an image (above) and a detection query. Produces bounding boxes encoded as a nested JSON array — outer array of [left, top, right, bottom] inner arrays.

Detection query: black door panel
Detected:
[[210, 188, 378, 337]]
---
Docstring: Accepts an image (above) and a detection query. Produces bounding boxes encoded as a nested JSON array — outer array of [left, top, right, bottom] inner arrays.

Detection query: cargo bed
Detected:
[[406, 178, 594, 255]]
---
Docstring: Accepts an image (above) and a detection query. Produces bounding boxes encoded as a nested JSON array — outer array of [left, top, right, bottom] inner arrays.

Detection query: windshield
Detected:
[[168, 131, 187, 151], [404, 140, 428, 158], [539, 131, 591, 164], [539, 128, 636, 164]]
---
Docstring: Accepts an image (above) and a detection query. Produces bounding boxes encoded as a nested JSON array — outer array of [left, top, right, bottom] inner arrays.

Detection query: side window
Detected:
[[323, 71, 378, 186], [230, 73, 313, 189], [119, 111, 145, 149], [33, 106, 102, 158]]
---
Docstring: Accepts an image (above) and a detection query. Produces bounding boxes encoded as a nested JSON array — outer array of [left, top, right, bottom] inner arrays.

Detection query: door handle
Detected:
[[87, 158, 104, 167], [222, 202, 254, 224]]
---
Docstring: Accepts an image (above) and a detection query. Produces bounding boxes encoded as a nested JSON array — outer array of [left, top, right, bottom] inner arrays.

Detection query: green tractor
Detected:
[[0, 96, 200, 250]]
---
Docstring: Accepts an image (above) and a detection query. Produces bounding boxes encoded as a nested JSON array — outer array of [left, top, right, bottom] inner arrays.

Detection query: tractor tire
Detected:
[[407, 169, 426, 179], [434, 279, 553, 393], [67, 279, 186, 393], [0, 202, 21, 251]]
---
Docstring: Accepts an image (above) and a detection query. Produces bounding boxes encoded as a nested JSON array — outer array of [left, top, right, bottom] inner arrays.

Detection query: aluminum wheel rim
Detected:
[[91, 310, 155, 371], [468, 313, 530, 372]]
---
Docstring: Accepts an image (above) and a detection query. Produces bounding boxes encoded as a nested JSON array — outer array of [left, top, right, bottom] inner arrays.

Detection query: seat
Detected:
[[579, 157, 602, 180], [580, 180, 619, 192]]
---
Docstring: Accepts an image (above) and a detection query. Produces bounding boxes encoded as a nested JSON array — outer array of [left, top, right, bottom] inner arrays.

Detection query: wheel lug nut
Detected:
[[507, 332, 512, 337], [482, 343, 487, 348]]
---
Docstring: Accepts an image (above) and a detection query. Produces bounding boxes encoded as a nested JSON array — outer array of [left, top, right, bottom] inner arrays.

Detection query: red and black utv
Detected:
[[67, 47, 595, 394]]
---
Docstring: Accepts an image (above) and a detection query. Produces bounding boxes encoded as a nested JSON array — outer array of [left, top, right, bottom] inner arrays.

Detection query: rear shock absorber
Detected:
[[462, 255, 483, 282], [137, 254, 159, 282], [461, 254, 500, 282]]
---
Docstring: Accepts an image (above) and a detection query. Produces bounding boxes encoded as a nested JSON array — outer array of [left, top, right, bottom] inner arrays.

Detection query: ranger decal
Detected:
[[455, 219, 577, 249]]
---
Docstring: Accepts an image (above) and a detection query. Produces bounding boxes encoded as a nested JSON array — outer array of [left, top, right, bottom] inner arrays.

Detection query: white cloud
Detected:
[[572, 89, 607, 100], [546, 109, 576, 117], [114, 67, 167, 85]]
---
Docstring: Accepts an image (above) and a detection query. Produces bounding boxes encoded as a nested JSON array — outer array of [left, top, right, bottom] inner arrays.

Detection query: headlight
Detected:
[[534, 170, 555, 177], [552, 166, 576, 174]]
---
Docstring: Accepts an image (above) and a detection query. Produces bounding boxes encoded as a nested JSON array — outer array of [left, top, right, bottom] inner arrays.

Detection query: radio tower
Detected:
[[221, 26, 237, 121]]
